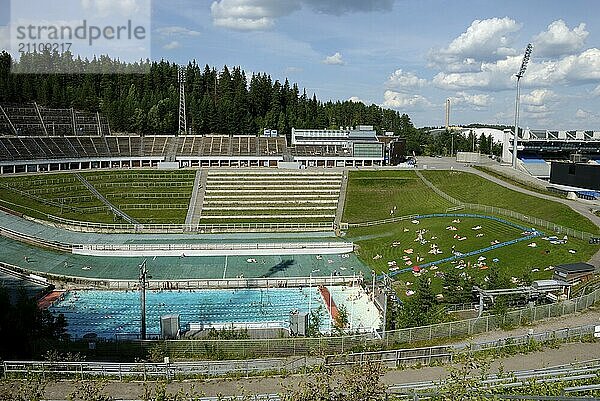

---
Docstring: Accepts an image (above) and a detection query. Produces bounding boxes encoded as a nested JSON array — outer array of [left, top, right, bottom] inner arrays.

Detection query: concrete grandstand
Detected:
[[0, 103, 387, 174], [501, 128, 600, 179]]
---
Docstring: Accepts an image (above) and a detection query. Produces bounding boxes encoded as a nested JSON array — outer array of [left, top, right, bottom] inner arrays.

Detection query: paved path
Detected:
[[461, 165, 600, 267], [185, 169, 203, 225], [334, 170, 348, 228], [39, 340, 600, 399]]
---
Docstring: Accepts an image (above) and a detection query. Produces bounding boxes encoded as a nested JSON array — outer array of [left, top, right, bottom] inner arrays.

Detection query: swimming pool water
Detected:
[[50, 287, 331, 339]]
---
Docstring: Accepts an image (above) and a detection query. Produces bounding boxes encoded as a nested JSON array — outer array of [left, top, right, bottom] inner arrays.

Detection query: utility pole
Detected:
[[512, 44, 533, 169], [139, 259, 148, 340]]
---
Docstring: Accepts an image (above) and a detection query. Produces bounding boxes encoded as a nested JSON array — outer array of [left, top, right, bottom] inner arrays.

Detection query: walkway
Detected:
[[334, 170, 348, 228], [0, 210, 336, 245], [185, 169, 204, 225], [460, 165, 600, 267]]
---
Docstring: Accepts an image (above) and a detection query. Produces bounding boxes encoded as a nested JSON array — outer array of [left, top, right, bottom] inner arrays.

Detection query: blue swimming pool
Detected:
[[50, 288, 331, 339]]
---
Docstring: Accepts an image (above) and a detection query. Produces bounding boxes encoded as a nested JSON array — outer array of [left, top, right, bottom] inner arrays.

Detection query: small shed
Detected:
[[553, 262, 596, 285]]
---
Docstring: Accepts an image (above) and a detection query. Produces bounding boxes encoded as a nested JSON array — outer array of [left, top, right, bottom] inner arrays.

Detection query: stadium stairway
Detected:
[[334, 170, 348, 229], [186, 170, 208, 226]]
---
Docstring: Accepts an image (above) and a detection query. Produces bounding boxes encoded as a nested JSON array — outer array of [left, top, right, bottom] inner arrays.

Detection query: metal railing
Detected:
[[2, 356, 315, 380], [326, 324, 597, 368], [75, 241, 353, 253], [380, 288, 600, 348], [33, 214, 335, 233], [73, 288, 598, 360], [3, 324, 596, 381], [31, 273, 363, 291]]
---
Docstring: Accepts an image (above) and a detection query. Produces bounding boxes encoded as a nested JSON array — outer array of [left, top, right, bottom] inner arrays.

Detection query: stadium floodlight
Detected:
[[139, 259, 148, 340], [178, 66, 187, 136], [512, 43, 533, 169]]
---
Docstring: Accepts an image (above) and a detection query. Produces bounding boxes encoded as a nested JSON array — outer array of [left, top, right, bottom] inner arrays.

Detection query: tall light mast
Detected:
[[512, 44, 533, 169], [178, 66, 187, 136], [139, 259, 149, 340]]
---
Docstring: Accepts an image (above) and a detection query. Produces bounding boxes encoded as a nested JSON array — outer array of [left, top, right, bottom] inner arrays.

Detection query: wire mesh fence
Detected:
[[98, 288, 600, 360]]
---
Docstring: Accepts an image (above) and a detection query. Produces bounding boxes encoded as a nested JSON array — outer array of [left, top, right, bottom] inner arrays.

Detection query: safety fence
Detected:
[[3, 325, 597, 381], [379, 287, 600, 348], [390, 358, 600, 398], [36, 214, 336, 233], [61, 288, 598, 360], [2, 356, 316, 381], [24, 273, 363, 291], [326, 324, 597, 368], [75, 241, 353, 253]]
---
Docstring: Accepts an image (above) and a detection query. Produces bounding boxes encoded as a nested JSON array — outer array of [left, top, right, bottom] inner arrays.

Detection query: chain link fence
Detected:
[[103, 288, 600, 360]]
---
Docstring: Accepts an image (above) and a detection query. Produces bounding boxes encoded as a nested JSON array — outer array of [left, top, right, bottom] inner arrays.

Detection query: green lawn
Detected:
[[342, 170, 453, 223], [0, 171, 196, 224], [82, 170, 195, 224], [422, 170, 599, 234], [0, 173, 115, 223], [472, 166, 565, 200], [347, 216, 598, 298]]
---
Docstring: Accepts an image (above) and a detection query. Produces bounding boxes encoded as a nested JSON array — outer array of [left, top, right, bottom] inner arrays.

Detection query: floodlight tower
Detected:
[[512, 44, 533, 169], [178, 66, 187, 136], [139, 259, 149, 340]]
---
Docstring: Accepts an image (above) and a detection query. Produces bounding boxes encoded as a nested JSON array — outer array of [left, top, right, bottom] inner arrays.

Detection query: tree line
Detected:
[[0, 51, 505, 156], [0, 52, 415, 138]]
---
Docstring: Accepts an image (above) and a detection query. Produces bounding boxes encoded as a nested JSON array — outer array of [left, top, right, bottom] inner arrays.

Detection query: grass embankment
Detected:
[[422, 170, 599, 234], [348, 216, 596, 296], [342, 170, 453, 223], [0, 173, 115, 223], [81, 170, 195, 224], [0, 170, 196, 224], [341, 170, 599, 297], [472, 165, 565, 199]]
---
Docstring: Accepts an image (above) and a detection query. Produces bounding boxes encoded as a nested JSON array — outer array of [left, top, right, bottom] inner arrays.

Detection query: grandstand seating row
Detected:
[[199, 170, 343, 222], [0, 135, 289, 160], [0, 103, 110, 137]]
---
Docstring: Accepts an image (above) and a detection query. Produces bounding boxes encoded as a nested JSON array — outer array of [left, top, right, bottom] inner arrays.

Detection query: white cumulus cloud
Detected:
[[323, 52, 345, 65], [521, 89, 557, 106], [450, 92, 491, 108], [386, 69, 427, 90], [348, 96, 365, 103], [429, 17, 521, 71], [533, 20, 588, 58], [383, 90, 432, 110], [525, 48, 600, 86], [210, 0, 296, 30]]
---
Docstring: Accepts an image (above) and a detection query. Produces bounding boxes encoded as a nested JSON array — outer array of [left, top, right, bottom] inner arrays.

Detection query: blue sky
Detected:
[[2, 0, 600, 129]]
